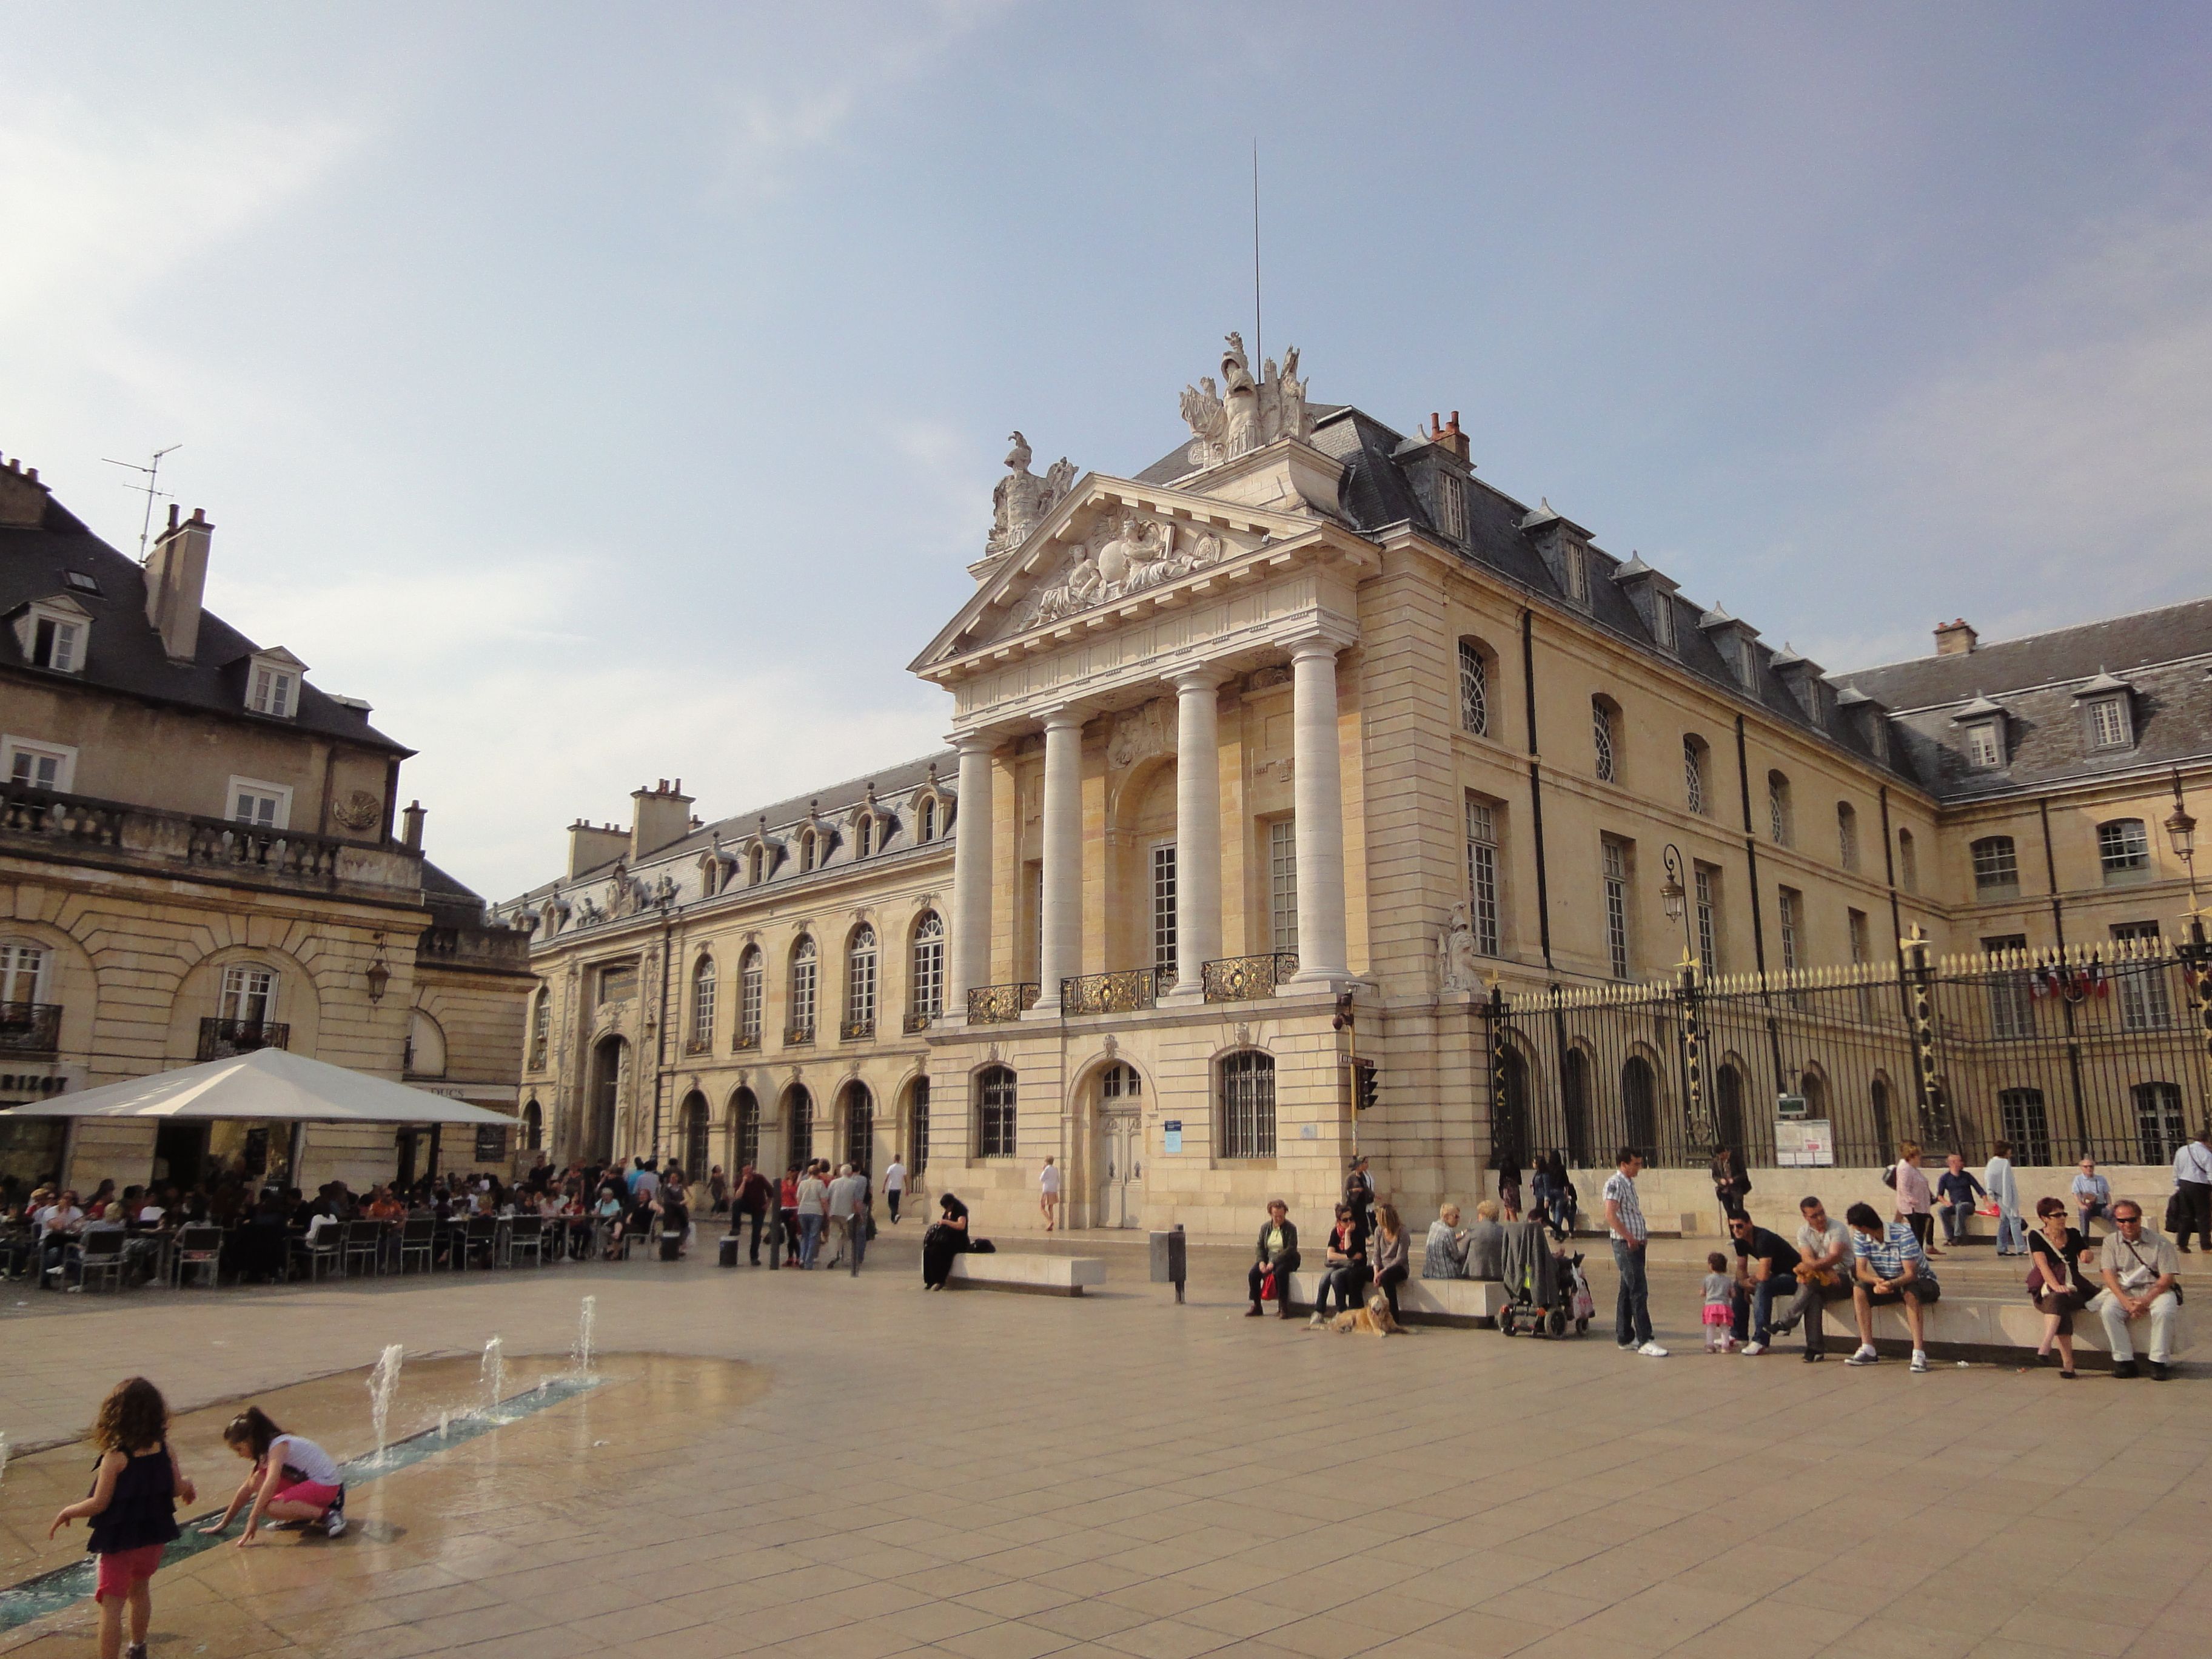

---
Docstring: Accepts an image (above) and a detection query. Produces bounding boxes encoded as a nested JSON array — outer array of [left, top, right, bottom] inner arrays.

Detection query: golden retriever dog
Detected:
[[1333, 1287, 1405, 1336]]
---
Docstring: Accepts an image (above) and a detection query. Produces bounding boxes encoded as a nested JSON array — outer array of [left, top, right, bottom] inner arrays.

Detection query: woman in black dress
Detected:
[[2027, 1196, 2093, 1377], [921, 1193, 970, 1289]]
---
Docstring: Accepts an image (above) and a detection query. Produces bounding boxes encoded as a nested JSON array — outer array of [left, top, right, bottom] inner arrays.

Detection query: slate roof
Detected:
[[0, 484, 411, 754]]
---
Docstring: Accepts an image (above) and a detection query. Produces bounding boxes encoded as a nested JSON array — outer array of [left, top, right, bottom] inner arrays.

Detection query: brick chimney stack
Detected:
[[144, 504, 213, 662], [1423, 411, 1470, 461], [1934, 618, 1978, 657]]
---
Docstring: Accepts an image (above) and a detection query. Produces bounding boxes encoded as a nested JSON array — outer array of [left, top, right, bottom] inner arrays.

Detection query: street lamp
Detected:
[[2167, 769, 2205, 951], [1660, 843, 1695, 968]]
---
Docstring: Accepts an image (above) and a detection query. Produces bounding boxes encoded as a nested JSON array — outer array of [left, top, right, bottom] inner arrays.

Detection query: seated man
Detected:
[[1464, 1199, 1507, 1281], [2071, 1158, 2113, 1239], [1725, 1209, 1802, 1355], [1934, 1153, 1985, 1247], [1843, 1201, 1940, 1372], [1771, 1196, 1857, 1362], [1423, 1204, 1471, 1279], [2093, 1201, 2180, 1380]]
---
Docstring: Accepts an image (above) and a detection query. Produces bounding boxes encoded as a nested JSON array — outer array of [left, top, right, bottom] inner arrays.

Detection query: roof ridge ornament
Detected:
[[1179, 332, 1312, 469]]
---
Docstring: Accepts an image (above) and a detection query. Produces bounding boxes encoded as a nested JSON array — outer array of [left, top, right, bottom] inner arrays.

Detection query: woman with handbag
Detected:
[[2027, 1196, 2093, 1377], [1246, 1200, 1299, 1318]]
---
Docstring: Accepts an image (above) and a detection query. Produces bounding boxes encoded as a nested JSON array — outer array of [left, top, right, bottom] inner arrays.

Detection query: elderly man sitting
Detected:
[[2094, 1201, 2181, 1380], [1424, 1205, 1471, 1278]]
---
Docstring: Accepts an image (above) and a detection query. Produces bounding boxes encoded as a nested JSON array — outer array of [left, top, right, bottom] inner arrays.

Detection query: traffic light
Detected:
[[1350, 1059, 1379, 1112]]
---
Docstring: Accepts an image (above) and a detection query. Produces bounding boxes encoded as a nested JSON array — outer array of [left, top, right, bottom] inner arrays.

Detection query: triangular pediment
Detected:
[[910, 474, 1330, 673]]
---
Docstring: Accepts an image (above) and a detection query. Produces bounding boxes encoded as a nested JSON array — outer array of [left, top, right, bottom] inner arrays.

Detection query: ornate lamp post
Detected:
[[1660, 844, 1713, 1147], [2165, 769, 2204, 950]]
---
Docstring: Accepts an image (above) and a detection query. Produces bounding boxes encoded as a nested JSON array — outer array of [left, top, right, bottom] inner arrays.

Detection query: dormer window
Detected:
[[1436, 471, 1469, 542], [15, 597, 91, 674], [1965, 720, 2004, 769], [856, 814, 874, 859], [2086, 695, 2132, 751], [1560, 540, 1587, 604], [918, 796, 937, 843], [246, 649, 304, 719]]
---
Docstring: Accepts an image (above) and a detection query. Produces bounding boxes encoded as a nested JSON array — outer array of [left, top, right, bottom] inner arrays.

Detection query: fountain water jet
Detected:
[[572, 1295, 597, 1376], [480, 1335, 506, 1418], [367, 1345, 404, 1463]]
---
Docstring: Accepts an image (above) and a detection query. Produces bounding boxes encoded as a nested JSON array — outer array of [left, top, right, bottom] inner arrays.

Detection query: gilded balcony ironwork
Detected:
[[840, 1017, 876, 1042], [1201, 952, 1299, 1002], [1061, 968, 1158, 1015], [683, 1034, 712, 1056], [198, 1017, 290, 1061], [784, 1024, 815, 1047], [0, 1002, 62, 1055], [967, 982, 1040, 1024], [903, 1010, 935, 1034], [732, 1031, 762, 1052]]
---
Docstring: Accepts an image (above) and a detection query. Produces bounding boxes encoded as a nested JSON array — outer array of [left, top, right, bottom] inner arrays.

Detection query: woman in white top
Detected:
[[1984, 1139, 2023, 1256]]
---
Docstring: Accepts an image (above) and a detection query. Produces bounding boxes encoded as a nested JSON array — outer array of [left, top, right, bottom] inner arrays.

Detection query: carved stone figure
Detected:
[[330, 789, 381, 832], [1179, 333, 1316, 468], [1007, 513, 1239, 634], [985, 431, 1077, 560], [1108, 702, 1171, 769], [1438, 903, 1482, 993]]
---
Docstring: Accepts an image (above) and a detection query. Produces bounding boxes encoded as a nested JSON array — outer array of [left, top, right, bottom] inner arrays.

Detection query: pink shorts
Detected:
[[272, 1479, 341, 1511], [95, 1543, 164, 1601]]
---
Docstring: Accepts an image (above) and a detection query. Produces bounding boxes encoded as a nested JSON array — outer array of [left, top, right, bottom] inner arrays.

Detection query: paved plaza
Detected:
[[2, 1236, 2208, 1659]]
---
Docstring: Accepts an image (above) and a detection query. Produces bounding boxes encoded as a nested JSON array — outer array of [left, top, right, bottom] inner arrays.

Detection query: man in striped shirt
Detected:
[[1604, 1148, 1667, 1357], [1844, 1201, 1940, 1372]]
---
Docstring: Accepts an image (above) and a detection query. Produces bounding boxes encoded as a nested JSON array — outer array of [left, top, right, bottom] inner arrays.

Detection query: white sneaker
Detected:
[[1742, 1341, 1765, 1357], [1307, 1312, 1326, 1328], [1846, 1345, 1879, 1366], [1909, 1350, 1929, 1373], [1636, 1341, 1669, 1358]]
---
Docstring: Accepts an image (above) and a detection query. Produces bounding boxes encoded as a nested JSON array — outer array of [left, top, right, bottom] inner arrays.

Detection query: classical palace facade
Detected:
[[499, 337, 2211, 1238], [0, 458, 532, 1195]]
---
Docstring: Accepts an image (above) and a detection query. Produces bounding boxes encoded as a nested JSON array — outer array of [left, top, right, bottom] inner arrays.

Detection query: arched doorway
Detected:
[[841, 1081, 874, 1173], [1621, 1056, 1657, 1158], [679, 1089, 709, 1180], [521, 1099, 544, 1152], [1087, 1061, 1145, 1228], [587, 1036, 626, 1164], [730, 1087, 760, 1172], [783, 1084, 813, 1168]]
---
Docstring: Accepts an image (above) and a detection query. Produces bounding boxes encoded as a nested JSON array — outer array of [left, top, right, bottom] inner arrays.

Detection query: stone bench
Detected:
[[946, 1253, 1107, 1296], [1282, 1272, 1510, 1327], [1809, 1290, 2194, 1371], [1571, 1213, 1700, 1239]]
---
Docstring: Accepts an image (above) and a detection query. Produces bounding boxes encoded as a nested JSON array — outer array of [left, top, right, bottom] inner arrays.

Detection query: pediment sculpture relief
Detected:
[[1179, 333, 1312, 470], [985, 432, 1077, 560], [1007, 513, 1232, 633]]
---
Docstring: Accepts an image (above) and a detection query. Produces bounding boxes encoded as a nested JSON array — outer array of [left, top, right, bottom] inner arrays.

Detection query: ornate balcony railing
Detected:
[[840, 1016, 876, 1042], [1202, 953, 1299, 1003], [0, 1002, 62, 1055], [732, 1031, 762, 1052], [1061, 969, 1158, 1015], [784, 1024, 815, 1047], [198, 1017, 290, 1061], [683, 1034, 713, 1055], [903, 1010, 936, 1034], [967, 982, 1040, 1025]]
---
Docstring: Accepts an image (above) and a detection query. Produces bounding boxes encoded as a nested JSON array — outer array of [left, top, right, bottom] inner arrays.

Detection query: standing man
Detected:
[[1726, 1209, 1803, 1356], [1344, 1156, 1376, 1239], [2071, 1158, 2113, 1239], [732, 1163, 771, 1265], [883, 1155, 907, 1225], [2094, 1201, 2181, 1379], [2171, 1130, 2212, 1254], [1604, 1148, 1667, 1358], [827, 1164, 867, 1269], [794, 1162, 829, 1268], [1984, 1139, 2023, 1256], [1935, 1153, 1985, 1248], [1038, 1156, 1061, 1233]]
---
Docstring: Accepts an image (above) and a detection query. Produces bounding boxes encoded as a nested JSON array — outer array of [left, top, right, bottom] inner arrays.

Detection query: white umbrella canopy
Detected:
[[0, 1045, 515, 1125]]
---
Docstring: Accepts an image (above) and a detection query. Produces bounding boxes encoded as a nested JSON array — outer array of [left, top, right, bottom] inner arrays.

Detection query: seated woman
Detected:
[[1307, 1204, 1369, 1327], [1465, 1200, 1507, 1280], [921, 1193, 971, 1289], [1372, 1204, 1410, 1321], [1247, 1200, 1300, 1318], [1423, 1205, 1471, 1279], [2028, 1195, 2093, 1378], [594, 1184, 628, 1259]]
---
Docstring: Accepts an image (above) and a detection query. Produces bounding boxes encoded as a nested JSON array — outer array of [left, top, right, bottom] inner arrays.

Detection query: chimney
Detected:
[[631, 778, 695, 860], [566, 818, 630, 879], [1423, 411, 1470, 461], [400, 800, 427, 853], [0, 454, 54, 528], [144, 504, 213, 662], [1934, 618, 1977, 657]]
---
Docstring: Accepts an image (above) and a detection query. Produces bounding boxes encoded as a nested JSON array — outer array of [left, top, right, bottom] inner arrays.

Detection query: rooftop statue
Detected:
[[1179, 333, 1312, 470], [985, 431, 1078, 560]]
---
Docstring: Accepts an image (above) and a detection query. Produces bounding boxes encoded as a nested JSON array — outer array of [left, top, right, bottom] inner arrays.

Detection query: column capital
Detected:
[[1039, 705, 1088, 734], [1170, 665, 1233, 695], [950, 731, 998, 757], [1285, 626, 1355, 663]]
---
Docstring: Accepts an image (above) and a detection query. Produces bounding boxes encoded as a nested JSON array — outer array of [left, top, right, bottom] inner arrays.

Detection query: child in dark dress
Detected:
[[48, 1376, 195, 1659]]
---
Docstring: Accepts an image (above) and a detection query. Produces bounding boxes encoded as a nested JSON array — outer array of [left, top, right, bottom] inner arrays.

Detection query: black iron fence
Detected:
[[1486, 936, 2212, 1171]]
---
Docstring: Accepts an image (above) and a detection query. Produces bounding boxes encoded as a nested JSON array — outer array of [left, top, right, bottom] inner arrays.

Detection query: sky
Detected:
[[5, 2, 2210, 900]]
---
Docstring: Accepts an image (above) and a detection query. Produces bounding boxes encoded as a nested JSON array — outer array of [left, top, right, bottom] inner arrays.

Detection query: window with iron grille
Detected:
[[910, 912, 943, 1021], [976, 1065, 1017, 1158], [1694, 865, 1719, 977], [738, 948, 763, 1044], [1458, 640, 1488, 736], [1465, 797, 1500, 956], [1219, 1050, 1276, 1159], [845, 926, 877, 1032], [908, 1078, 930, 1175], [1983, 933, 2033, 1039], [1151, 843, 1178, 977], [1972, 836, 2019, 892], [1837, 803, 1858, 871], [2111, 921, 2171, 1031], [2087, 695, 2132, 751], [1602, 839, 1631, 980], [2098, 819, 2150, 880], [2135, 1081, 2186, 1164], [789, 937, 817, 1036], [1269, 819, 1298, 953], [1591, 699, 1617, 783], [1999, 1087, 2052, 1167], [691, 957, 716, 1045], [1683, 736, 1706, 816]]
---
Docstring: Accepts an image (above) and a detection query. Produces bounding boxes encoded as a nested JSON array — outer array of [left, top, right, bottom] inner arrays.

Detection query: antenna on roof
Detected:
[[101, 443, 183, 563], [1252, 139, 1262, 380]]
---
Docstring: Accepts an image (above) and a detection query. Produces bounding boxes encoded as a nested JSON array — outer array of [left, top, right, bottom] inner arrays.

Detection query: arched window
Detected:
[[1682, 735, 1708, 817], [908, 1077, 931, 1176], [521, 1099, 544, 1150], [689, 955, 716, 1049], [909, 911, 943, 1027], [788, 936, 817, 1042], [736, 946, 763, 1048], [680, 1090, 709, 1179], [1836, 802, 1858, 871], [1897, 828, 1919, 893], [748, 845, 765, 886], [843, 925, 877, 1038], [976, 1065, 1017, 1158], [218, 962, 280, 1027], [527, 987, 550, 1070], [1218, 1050, 1276, 1159], [785, 1084, 813, 1167], [1767, 771, 1792, 846], [843, 1082, 874, 1170], [1800, 1066, 1830, 1122], [856, 815, 874, 859], [2097, 818, 2151, 881], [1591, 696, 1620, 784], [1971, 836, 2019, 893], [731, 1086, 760, 1170], [405, 1009, 447, 1078], [1458, 638, 1490, 737], [1621, 1056, 1658, 1158], [800, 830, 818, 873], [918, 797, 937, 843]]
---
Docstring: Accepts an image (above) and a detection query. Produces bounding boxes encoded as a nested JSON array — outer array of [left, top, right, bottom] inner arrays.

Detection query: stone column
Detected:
[[1171, 668, 1226, 997], [1289, 636, 1350, 984], [1036, 708, 1085, 1011], [948, 735, 994, 1022]]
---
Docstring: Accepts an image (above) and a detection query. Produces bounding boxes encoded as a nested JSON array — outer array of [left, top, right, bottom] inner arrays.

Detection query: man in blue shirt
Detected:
[[1934, 1153, 1985, 1247], [1843, 1201, 1940, 1372]]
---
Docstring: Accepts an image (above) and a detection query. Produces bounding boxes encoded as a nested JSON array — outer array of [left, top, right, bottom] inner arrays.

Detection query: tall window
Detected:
[[1999, 1087, 2052, 1167], [733, 1088, 760, 1170], [219, 963, 278, 1025], [1837, 803, 1858, 871], [737, 947, 764, 1046], [976, 1065, 1017, 1158], [1767, 772, 1792, 846], [1465, 797, 1500, 956], [2136, 1081, 2186, 1164], [1777, 887, 1801, 973], [1972, 836, 2019, 893], [800, 830, 817, 874], [527, 987, 549, 1069], [788, 937, 817, 1040], [690, 956, 716, 1047], [1694, 866, 1718, 978], [845, 926, 877, 1036], [1683, 736, 1708, 816], [844, 1084, 874, 1168], [1591, 697, 1617, 784], [909, 912, 943, 1024], [786, 1087, 813, 1166], [1151, 843, 1178, 977], [918, 797, 937, 842], [908, 1078, 931, 1176], [748, 845, 765, 885], [1219, 1050, 1277, 1159], [2098, 819, 2150, 882], [1602, 839, 1631, 980], [856, 816, 874, 859], [2086, 695, 2132, 751], [1269, 819, 1298, 953], [0, 939, 47, 1005], [1897, 830, 1919, 893], [1983, 933, 2033, 1039], [1848, 908, 1873, 1019], [2111, 922, 2171, 1031], [1458, 640, 1489, 736]]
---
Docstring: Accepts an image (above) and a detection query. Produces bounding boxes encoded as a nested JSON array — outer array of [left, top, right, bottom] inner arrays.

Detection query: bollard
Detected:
[[719, 1233, 739, 1269], [1148, 1226, 1187, 1304], [769, 1213, 783, 1272]]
